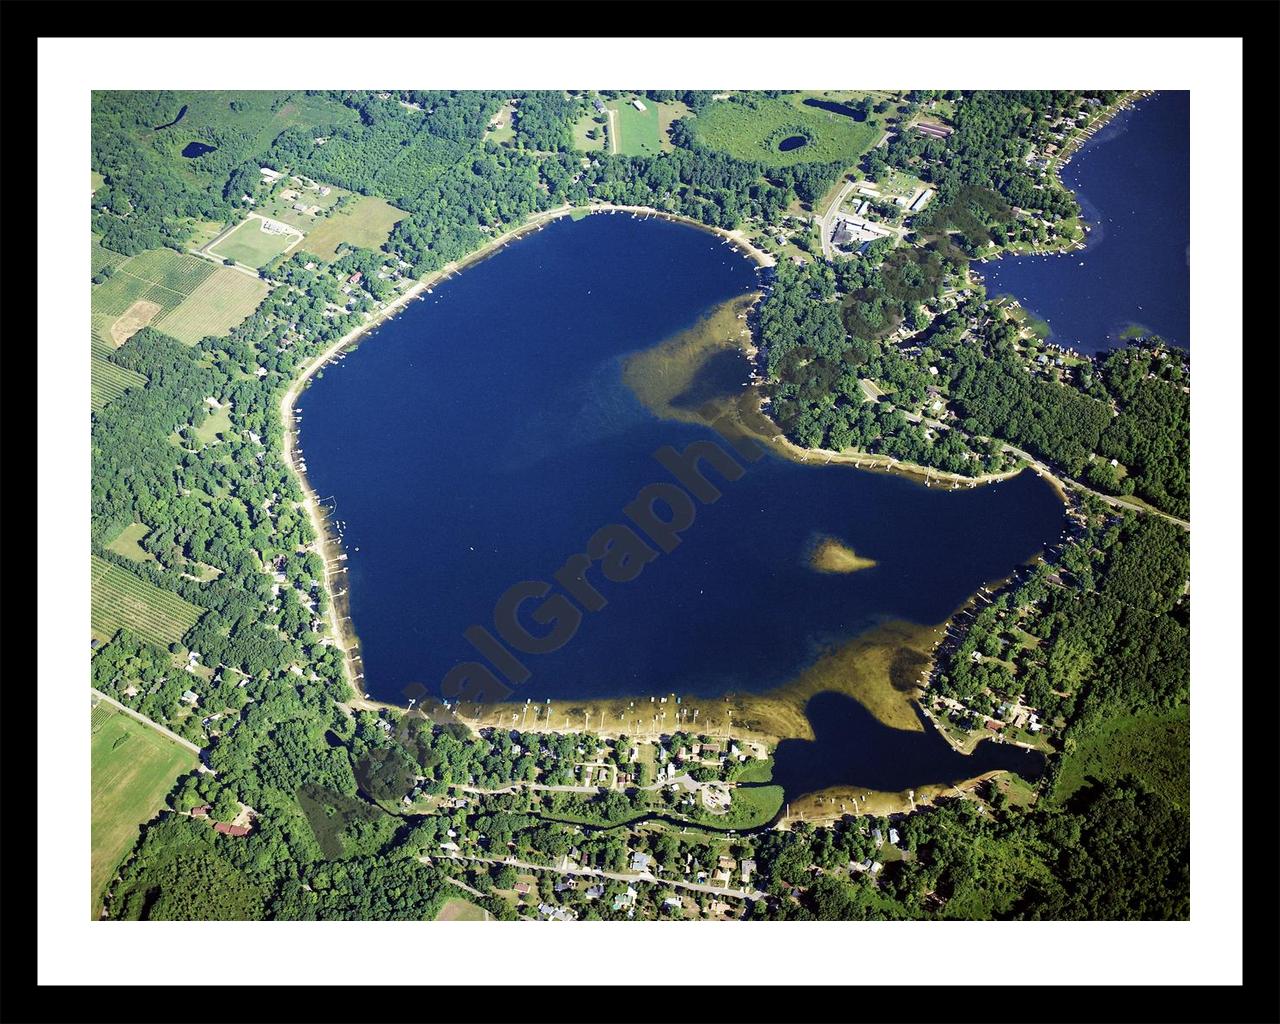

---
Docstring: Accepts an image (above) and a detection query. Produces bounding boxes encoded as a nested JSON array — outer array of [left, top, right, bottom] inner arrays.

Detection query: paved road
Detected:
[[818, 178, 858, 260], [91, 687, 202, 755]]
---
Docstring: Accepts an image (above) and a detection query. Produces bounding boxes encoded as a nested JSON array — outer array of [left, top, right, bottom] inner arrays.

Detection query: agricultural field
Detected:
[[91, 356, 147, 413], [207, 216, 302, 269], [299, 196, 406, 261], [153, 269, 269, 346], [90, 554, 203, 647], [105, 522, 156, 564], [91, 235, 129, 276], [91, 698, 197, 919], [691, 93, 883, 168], [90, 248, 217, 346]]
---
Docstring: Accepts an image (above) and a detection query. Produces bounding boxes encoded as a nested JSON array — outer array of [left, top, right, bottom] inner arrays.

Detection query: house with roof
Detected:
[[612, 886, 638, 911], [630, 851, 651, 873]]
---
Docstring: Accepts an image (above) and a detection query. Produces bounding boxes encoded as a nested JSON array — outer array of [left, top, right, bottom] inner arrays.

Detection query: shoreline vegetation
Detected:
[[971, 89, 1150, 264]]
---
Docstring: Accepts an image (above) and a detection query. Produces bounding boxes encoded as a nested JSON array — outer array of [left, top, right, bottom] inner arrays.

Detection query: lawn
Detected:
[[572, 111, 607, 153], [299, 196, 407, 261], [872, 167, 927, 201], [691, 93, 883, 168], [154, 269, 268, 346], [105, 522, 156, 563], [91, 356, 147, 413], [691, 784, 784, 830], [435, 897, 490, 922], [608, 97, 662, 157], [192, 403, 233, 445], [91, 698, 197, 918], [255, 181, 345, 233], [90, 554, 204, 646], [208, 216, 301, 269], [484, 100, 517, 145]]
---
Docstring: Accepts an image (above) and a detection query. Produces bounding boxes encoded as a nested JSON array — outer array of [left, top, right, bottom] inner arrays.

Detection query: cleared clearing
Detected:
[[109, 299, 163, 346], [90, 554, 203, 646], [435, 897, 489, 921], [300, 196, 406, 261], [155, 269, 268, 345], [91, 697, 197, 919], [105, 522, 156, 563]]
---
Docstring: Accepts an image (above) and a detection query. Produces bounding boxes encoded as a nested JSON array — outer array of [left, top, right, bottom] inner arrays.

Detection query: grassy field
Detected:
[[91, 698, 197, 918], [1049, 707, 1190, 810], [608, 97, 663, 157], [435, 897, 490, 922], [691, 93, 882, 168], [90, 554, 203, 646], [105, 522, 156, 563], [208, 217, 301, 269], [153, 270, 268, 346], [91, 356, 147, 413], [299, 196, 406, 261]]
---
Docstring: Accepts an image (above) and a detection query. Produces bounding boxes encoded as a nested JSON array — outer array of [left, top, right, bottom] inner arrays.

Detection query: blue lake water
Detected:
[[299, 215, 1066, 722], [979, 91, 1190, 353], [771, 692, 1044, 800]]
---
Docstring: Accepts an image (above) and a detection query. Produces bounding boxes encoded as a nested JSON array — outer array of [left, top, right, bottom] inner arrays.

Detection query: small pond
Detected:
[[778, 135, 808, 152], [181, 141, 217, 159], [153, 105, 188, 131]]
